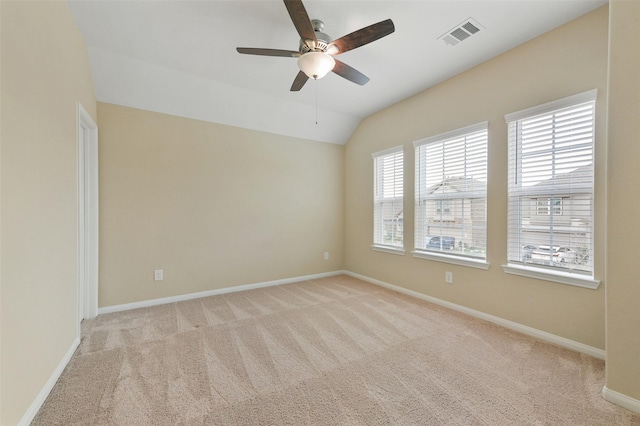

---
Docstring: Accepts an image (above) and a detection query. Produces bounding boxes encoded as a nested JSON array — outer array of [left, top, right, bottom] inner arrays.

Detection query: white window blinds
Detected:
[[372, 147, 404, 249], [506, 90, 596, 275], [414, 122, 488, 260]]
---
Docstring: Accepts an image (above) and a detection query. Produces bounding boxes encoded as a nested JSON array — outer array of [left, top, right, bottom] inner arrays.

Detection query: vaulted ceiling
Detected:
[[68, 0, 606, 144]]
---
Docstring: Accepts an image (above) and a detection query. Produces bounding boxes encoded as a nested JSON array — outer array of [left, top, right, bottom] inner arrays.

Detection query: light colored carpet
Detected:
[[33, 275, 640, 425]]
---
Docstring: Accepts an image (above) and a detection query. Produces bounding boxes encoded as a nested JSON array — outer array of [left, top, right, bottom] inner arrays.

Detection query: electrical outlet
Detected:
[[154, 269, 164, 281], [324, 252, 329, 261], [445, 271, 453, 284]]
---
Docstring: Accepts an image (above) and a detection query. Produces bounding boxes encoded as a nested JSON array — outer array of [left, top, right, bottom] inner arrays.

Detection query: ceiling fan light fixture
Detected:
[[297, 52, 335, 80], [236, 1, 395, 91]]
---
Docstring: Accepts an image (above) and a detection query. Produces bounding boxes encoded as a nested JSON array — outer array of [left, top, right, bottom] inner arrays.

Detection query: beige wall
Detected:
[[0, 1, 97, 424], [345, 7, 609, 349], [606, 0, 640, 402], [97, 103, 344, 307]]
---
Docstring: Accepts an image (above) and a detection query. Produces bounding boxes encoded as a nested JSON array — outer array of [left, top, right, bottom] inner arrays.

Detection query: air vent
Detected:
[[438, 18, 484, 46]]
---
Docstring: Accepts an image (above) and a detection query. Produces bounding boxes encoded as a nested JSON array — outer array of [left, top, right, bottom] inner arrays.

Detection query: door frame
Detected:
[[77, 102, 99, 329]]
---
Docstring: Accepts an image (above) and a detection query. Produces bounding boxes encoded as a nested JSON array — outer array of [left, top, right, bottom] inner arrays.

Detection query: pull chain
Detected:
[[315, 78, 318, 125]]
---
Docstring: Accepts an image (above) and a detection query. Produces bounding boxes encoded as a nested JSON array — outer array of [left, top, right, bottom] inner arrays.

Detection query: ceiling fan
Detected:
[[236, 0, 395, 91]]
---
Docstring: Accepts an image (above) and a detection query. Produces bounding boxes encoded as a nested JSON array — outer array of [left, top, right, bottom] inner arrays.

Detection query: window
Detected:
[[436, 199, 451, 214], [413, 122, 488, 267], [536, 197, 563, 216], [372, 146, 404, 253], [504, 90, 598, 287]]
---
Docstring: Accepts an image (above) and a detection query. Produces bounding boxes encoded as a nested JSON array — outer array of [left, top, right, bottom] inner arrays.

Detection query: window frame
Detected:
[[412, 122, 489, 269], [371, 146, 405, 255], [502, 89, 600, 289]]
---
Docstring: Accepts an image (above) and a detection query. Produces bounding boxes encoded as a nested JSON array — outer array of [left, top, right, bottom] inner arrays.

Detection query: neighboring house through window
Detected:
[[372, 146, 404, 253], [504, 89, 598, 288], [413, 122, 488, 268]]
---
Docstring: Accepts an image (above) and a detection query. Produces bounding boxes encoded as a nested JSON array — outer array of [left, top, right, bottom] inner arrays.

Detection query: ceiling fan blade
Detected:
[[290, 70, 309, 91], [332, 59, 370, 86], [236, 48, 300, 58], [283, 0, 317, 48], [329, 19, 395, 55]]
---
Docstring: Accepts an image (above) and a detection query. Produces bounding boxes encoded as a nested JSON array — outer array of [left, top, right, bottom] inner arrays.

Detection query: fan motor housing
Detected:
[[300, 19, 331, 53]]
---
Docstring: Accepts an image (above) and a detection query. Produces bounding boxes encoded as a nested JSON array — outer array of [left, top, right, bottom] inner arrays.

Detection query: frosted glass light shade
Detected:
[[297, 52, 336, 79]]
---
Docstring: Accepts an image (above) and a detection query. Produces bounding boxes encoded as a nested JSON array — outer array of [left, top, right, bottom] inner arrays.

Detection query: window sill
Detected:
[[411, 250, 490, 270], [502, 263, 600, 289], [371, 245, 406, 256]]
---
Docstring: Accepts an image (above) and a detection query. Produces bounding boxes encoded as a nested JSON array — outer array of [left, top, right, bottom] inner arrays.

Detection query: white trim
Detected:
[[602, 386, 640, 415], [17, 338, 80, 426], [413, 121, 488, 148], [77, 102, 99, 329], [412, 250, 490, 270], [504, 89, 597, 123], [371, 245, 406, 255], [344, 271, 605, 360], [502, 263, 600, 289], [77, 121, 86, 323], [98, 271, 345, 314], [371, 145, 403, 159]]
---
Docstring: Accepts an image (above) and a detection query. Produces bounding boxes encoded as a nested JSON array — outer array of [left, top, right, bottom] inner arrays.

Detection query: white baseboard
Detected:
[[18, 337, 81, 426], [602, 386, 640, 415], [344, 271, 606, 360], [98, 270, 346, 315]]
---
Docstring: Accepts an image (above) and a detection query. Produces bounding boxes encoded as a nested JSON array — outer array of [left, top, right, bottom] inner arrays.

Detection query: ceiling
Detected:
[[67, 0, 607, 145]]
